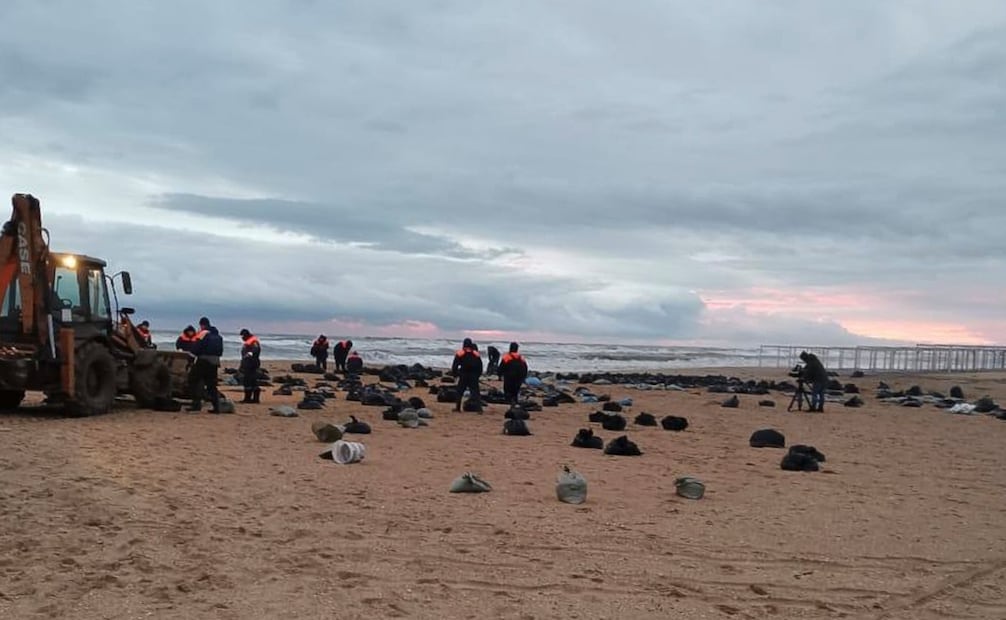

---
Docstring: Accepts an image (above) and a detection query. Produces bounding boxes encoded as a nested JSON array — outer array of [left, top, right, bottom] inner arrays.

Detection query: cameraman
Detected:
[[799, 351, 829, 412]]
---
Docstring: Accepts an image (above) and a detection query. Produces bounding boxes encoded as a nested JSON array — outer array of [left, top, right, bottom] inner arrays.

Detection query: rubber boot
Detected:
[[241, 389, 253, 404], [209, 391, 222, 414], [251, 388, 261, 404]]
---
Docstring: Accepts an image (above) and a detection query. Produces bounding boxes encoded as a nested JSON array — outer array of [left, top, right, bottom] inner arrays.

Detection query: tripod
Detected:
[[788, 380, 813, 412]]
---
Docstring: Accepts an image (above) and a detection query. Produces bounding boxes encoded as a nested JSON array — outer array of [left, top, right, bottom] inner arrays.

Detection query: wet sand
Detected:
[[2, 364, 1005, 619]]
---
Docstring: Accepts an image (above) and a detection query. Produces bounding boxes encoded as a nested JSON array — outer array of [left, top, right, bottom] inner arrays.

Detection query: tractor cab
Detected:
[[48, 252, 144, 352], [50, 253, 116, 328]]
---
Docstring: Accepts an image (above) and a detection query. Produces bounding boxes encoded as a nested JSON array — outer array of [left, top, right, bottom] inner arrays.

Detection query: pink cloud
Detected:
[[839, 319, 992, 346], [700, 286, 1002, 345]]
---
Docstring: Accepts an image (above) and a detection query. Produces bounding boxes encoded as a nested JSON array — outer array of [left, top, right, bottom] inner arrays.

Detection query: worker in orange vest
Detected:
[[310, 335, 330, 370], [498, 342, 529, 405], [240, 329, 262, 403], [333, 339, 354, 372], [136, 320, 153, 348], [346, 350, 363, 374], [451, 338, 483, 412], [175, 325, 198, 352]]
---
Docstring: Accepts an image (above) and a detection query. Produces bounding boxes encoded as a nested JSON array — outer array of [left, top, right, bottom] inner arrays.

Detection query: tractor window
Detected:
[[53, 267, 82, 313], [1, 281, 20, 318], [88, 269, 110, 320]]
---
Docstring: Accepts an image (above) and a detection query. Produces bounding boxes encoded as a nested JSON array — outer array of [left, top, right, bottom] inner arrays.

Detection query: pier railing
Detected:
[[757, 344, 1006, 373]]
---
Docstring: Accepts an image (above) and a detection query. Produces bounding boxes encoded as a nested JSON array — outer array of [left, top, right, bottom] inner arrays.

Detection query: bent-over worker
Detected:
[[346, 350, 363, 374], [175, 325, 198, 353], [333, 339, 353, 372], [486, 345, 501, 375], [136, 320, 153, 348]]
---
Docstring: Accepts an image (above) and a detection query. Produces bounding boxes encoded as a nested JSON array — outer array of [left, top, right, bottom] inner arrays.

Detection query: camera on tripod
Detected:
[[788, 363, 805, 380], [787, 364, 811, 411]]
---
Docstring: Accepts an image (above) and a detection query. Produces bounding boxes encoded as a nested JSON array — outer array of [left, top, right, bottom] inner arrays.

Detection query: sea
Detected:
[[150, 333, 762, 373]]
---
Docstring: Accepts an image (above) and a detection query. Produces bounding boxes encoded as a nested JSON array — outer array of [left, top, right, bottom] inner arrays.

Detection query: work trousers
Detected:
[[503, 378, 522, 405], [334, 352, 348, 372], [189, 359, 221, 412], [455, 374, 482, 411], [810, 382, 827, 411]]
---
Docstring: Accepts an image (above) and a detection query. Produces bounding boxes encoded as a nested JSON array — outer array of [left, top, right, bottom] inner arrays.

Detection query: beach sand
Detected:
[[2, 364, 1005, 619]]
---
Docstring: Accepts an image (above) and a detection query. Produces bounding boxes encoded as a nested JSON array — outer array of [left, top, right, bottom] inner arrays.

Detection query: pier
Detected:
[[758, 344, 1006, 373]]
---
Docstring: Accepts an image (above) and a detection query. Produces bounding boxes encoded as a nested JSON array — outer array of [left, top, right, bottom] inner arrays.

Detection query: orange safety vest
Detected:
[[456, 347, 480, 358], [243, 335, 260, 347], [194, 329, 208, 341], [501, 352, 523, 364], [314, 338, 328, 347], [178, 332, 197, 343]]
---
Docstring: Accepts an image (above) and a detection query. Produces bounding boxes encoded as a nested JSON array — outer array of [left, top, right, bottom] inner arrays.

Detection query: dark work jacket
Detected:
[[176, 334, 197, 353], [452, 348, 483, 377], [191, 326, 224, 365], [241, 336, 261, 372], [311, 338, 329, 358], [333, 341, 351, 359], [346, 354, 363, 373], [802, 354, 829, 386], [498, 352, 528, 383]]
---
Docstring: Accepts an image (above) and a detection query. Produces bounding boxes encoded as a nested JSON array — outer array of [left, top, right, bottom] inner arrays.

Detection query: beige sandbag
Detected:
[[675, 476, 705, 500], [556, 465, 587, 504], [449, 472, 492, 493]]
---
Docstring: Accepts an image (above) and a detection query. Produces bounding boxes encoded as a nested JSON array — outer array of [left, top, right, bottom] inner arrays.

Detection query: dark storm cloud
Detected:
[[150, 193, 521, 259], [45, 214, 703, 339], [2, 1, 1005, 342]]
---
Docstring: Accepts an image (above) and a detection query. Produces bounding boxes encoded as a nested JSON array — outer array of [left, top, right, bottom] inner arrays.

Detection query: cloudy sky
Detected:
[[2, 1, 1004, 345]]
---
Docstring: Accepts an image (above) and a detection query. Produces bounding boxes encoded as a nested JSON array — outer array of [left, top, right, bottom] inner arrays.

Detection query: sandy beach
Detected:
[[2, 364, 1005, 619]]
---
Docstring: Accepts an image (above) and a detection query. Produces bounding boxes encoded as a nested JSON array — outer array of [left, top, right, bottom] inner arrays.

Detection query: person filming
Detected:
[[799, 350, 829, 412]]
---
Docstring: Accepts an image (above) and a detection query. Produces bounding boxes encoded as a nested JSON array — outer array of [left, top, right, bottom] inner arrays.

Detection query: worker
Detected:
[[346, 350, 363, 374], [239, 328, 261, 404], [486, 345, 501, 375], [136, 320, 153, 348], [187, 317, 223, 414], [175, 325, 198, 352], [498, 342, 529, 405], [310, 335, 330, 370], [333, 339, 353, 372], [451, 338, 483, 412]]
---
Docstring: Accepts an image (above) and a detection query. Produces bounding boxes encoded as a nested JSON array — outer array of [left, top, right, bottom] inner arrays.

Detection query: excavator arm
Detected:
[[0, 193, 53, 351]]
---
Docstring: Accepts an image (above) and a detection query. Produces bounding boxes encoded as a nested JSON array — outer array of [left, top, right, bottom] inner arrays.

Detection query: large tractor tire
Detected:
[[0, 389, 24, 410], [66, 344, 117, 418], [130, 361, 173, 408]]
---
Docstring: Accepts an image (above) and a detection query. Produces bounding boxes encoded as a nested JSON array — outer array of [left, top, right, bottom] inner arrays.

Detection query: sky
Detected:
[[1, 1, 1004, 346]]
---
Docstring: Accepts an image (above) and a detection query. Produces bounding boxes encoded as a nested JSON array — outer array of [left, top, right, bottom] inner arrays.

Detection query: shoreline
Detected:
[[255, 359, 1006, 381]]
